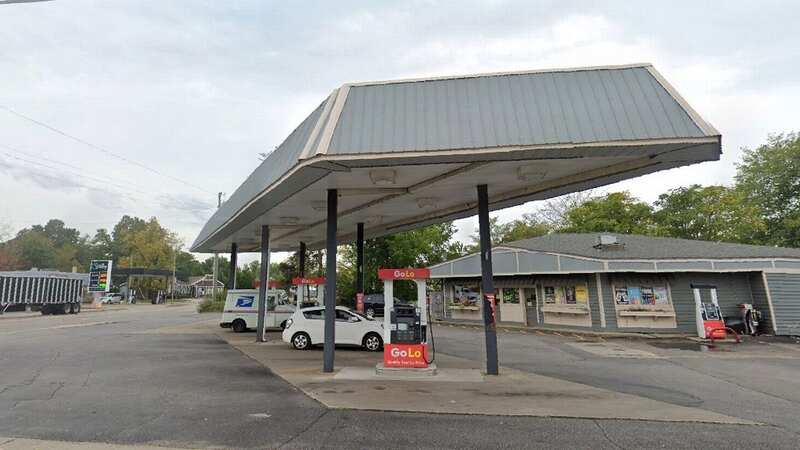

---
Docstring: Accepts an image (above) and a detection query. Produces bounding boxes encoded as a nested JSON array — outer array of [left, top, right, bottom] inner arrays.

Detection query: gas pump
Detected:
[[292, 276, 325, 308], [379, 268, 433, 369], [692, 284, 740, 343]]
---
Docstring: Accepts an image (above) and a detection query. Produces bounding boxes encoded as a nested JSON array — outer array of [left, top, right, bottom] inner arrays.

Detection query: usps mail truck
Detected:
[[220, 289, 295, 333]]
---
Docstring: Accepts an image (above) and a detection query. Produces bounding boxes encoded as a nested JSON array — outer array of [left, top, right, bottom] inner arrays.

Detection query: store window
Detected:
[[543, 283, 588, 306], [451, 282, 480, 307], [614, 285, 670, 305], [501, 288, 519, 304]]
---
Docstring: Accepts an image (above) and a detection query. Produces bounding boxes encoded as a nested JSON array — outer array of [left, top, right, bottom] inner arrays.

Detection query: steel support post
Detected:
[[323, 189, 338, 373], [298, 242, 307, 277], [229, 242, 238, 290], [477, 184, 499, 375], [256, 226, 271, 342], [356, 222, 365, 297]]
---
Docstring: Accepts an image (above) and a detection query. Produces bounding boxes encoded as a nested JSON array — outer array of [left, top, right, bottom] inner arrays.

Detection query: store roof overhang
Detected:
[[191, 63, 722, 253]]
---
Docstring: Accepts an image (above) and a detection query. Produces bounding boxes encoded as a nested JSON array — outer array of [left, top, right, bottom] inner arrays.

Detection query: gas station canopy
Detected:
[[191, 63, 720, 253]]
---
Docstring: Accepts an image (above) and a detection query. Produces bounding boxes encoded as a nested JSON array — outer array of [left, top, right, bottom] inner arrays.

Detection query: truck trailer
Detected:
[[0, 270, 87, 315]]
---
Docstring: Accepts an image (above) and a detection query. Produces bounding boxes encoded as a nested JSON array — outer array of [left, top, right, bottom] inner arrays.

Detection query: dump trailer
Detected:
[[0, 270, 87, 315]]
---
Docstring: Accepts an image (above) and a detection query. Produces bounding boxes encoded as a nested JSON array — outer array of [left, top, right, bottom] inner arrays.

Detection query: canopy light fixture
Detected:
[[416, 197, 438, 209], [311, 201, 326, 212], [517, 165, 547, 182], [280, 217, 299, 226], [369, 169, 396, 186]]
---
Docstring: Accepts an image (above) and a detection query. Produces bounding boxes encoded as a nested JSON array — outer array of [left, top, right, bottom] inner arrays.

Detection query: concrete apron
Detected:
[[186, 324, 755, 425]]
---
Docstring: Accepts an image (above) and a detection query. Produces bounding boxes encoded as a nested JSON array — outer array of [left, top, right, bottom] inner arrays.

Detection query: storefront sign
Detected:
[[378, 268, 430, 280], [291, 276, 326, 285], [384, 344, 428, 368]]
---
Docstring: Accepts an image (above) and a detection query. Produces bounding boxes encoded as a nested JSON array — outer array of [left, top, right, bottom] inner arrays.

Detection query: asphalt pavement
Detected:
[[1, 304, 798, 449]]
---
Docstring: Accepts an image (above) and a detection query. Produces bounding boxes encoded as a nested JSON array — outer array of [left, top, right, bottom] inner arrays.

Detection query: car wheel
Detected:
[[231, 319, 247, 333], [366, 307, 376, 318], [291, 332, 311, 350], [363, 332, 382, 352]]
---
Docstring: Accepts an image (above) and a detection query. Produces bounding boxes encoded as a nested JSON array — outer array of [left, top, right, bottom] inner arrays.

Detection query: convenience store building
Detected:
[[428, 233, 800, 335]]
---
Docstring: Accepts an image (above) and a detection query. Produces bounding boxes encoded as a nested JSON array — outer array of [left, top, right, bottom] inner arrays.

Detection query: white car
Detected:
[[282, 306, 383, 351], [99, 293, 123, 304]]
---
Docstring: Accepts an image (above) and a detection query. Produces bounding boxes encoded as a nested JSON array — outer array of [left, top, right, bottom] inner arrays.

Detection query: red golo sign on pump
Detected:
[[384, 344, 428, 368]]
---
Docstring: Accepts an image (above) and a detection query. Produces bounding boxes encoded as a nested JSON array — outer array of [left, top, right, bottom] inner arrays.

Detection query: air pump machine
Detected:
[[378, 268, 434, 369]]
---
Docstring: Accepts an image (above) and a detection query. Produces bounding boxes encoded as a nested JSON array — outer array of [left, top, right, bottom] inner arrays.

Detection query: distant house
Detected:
[[190, 275, 224, 297]]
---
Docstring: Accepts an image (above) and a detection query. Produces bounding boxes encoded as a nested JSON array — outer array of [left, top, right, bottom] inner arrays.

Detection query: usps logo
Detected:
[[235, 296, 255, 308]]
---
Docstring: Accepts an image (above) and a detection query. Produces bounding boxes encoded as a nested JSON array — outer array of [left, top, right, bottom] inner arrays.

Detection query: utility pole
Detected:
[[172, 246, 177, 303], [212, 192, 222, 299]]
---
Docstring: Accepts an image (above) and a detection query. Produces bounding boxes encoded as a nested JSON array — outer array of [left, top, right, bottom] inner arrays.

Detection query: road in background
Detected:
[[1, 305, 798, 449]]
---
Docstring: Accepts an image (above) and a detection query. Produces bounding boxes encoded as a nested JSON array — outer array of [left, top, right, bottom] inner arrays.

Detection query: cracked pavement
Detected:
[[1, 304, 799, 449]]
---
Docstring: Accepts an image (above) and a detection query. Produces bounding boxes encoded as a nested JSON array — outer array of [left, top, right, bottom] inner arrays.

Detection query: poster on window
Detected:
[[615, 287, 629, 304], [575, 284, 589, 304], [555, 287, 566, 304], [544, 286, 556, 304], [641, 287, 655, 305], [654, 287, 669, 305], [627, 287, 642, 305], [565, 286, 576, 304]]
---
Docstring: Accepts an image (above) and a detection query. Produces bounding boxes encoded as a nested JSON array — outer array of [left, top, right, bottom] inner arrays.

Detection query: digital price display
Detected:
[[88, 260, 112, 292]]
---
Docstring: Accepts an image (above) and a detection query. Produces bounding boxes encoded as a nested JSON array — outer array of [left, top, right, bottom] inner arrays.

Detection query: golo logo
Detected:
[[390, 347, 423, 358], [394, 270, 416, 279]]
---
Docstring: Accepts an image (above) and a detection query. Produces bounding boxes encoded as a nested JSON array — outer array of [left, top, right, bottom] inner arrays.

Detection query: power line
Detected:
[[0, 104, 214, 194]]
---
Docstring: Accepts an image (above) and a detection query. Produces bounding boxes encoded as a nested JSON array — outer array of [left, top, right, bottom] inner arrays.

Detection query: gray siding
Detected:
[[586, 274, 602, 328], [749, 273, 774, 334], [452, 255, 481, 276], [598, 274, 617, 329], [714, 260, 774, 270], [559, 256, 604, 272], [657, 261, 713, 271], [328, 66, 704, 155], [666, 273, 755, 333], [766, 273, 800, 336], [493, 252, 518, 274], [608, 261, 656, 271], [775, 260, 800, 270], [518, 252, 558, 273]]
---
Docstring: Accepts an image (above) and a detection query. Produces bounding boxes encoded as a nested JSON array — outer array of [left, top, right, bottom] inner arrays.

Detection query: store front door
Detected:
[[523, 287, 539, 325], [499, 288, 525, 323]]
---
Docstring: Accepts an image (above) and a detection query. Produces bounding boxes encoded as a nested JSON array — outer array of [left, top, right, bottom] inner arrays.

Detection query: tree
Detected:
[[338, 223, 464, 304], [12, 231, 57, 269], [654, 185, 766, 243], [735, 132, 800, 247], [561, 191, 656, 235], [537, 191, 594, 229], [469, 214, 551, 249]]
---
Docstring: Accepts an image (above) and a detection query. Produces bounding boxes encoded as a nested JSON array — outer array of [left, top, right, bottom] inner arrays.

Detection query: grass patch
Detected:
[[197, 289, 226, 313]]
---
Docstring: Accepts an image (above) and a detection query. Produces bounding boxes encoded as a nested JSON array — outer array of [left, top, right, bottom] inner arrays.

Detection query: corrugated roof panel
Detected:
[[225, 66, 711, 160]]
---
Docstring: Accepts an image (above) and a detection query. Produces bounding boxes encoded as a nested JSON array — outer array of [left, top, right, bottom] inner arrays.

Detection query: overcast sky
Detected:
[[1, 0, 798, 263]]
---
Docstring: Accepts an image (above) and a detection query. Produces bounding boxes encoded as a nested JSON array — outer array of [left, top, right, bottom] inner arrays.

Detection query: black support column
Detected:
[[477, 184, 499, 375], [229, 242, 238, 290], [256, 226, 270, 343], [298, 242, 307, 277], [323, 189, 337, 372], [356, 222, 365, 298]]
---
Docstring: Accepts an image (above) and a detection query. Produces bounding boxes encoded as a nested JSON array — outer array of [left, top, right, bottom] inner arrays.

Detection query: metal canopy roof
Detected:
[[191, 63, 721, 253]]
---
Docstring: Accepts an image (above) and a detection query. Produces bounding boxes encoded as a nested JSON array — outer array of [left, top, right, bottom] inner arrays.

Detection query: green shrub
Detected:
[[196, 289, 226, 313]]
